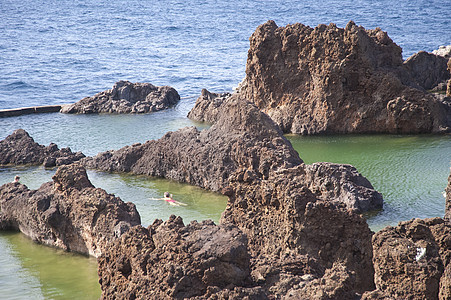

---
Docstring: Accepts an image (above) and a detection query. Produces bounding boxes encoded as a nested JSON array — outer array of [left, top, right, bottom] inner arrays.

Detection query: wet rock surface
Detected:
[[241, 20, 450, 134], [0, 129, 85, 167], [60, 80, 180, 114], [0, 164, 140, 257]]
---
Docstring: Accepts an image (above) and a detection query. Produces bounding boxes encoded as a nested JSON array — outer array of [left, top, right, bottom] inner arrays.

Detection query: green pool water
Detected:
[[0, 166, 228, 300], [287, 134, 451, 231], [0, 110, 449, 299]]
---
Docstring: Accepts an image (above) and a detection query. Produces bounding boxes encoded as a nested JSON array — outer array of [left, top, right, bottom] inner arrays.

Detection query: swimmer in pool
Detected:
[[150, 192, 187, 206]]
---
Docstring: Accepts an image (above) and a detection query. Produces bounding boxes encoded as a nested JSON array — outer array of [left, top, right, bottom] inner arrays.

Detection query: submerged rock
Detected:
[[0, 129, 85, 167], [0, 164, 140, 257], [61, 80, 180, 114], [240, 20, 450, 134]]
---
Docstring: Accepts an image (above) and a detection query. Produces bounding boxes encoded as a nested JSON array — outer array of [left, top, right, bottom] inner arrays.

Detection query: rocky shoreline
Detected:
[[0, 20, 450, 299]]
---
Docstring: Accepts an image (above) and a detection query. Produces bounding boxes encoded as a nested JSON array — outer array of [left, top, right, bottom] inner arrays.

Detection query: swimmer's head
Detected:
[[164, 192, 170, 197]]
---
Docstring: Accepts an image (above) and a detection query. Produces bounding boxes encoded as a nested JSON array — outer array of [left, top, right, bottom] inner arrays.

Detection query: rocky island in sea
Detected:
[[1, 20, 451, 299], [60, 80, 180, 114]]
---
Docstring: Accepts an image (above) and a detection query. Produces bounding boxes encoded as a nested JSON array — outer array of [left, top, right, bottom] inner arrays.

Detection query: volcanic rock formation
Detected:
[[98, 217, 266, 299], [0, 129, 85, 167], [239, 20, 450, 134], [61, 80, 180, 114], [0, 164, 140, 257], [84, 94, 382, 213], [370, 218, 451, 299], [91, 94, 381, 298]]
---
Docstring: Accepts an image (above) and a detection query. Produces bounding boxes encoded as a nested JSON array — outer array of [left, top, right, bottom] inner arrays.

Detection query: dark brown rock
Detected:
[[0, 129, 85, 167], [404, 51, 450, 91], [303, 162, 383, 212], [241, 20, 450, 134], [98, 217, 254, 299], [187, 89, 232, 123], [61, 80, 180, 114], [447, 59, 451, 97], [0, 164, 140, 257], [372, 218, 451, 299], [92, 93, 380, 298], [83, 94, 302, 192], [222, 166, 375, 295]]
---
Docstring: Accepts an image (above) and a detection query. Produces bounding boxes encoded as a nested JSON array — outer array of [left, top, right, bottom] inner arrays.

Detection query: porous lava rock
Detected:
[[0, 129, 85, 167], [240, 20, 450, 134], [84, 94, 382, 213], [404, 50, 450, 91], [187, 89, 232, 123], [91, 94, 380, 298], [83, 94, 302, 192], [371, 218, 451, 299], [0, 164, 140, 257], [60, 80, 180, 114], [97, 216, 266, 299], [222, 166, 375, 296]]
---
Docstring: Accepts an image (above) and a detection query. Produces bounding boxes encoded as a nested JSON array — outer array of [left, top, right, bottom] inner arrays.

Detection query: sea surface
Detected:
[[0, 0, 450, 299]]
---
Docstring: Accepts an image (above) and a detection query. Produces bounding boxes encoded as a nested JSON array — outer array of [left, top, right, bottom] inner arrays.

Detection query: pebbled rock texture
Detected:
[[0, 164, 140, 257], [187, 89, 232, 124], [93, 94, 380, 298], [61, 80, 180, 114], [0, 129, 85, 167], [241, 20, 450, 134], [85, 94, 382, 213], [97, 217, 266, 299], [83, 94, 302, 192], [371, 218, 451, 299]]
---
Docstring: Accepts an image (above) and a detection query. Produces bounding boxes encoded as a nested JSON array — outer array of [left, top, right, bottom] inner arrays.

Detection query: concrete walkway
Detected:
[[0, 105, 63, 117]]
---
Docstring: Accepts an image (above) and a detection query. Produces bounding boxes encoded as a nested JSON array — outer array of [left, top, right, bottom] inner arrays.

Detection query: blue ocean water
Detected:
[[0, 0, 450, 111], [0, 1, 450, 299]]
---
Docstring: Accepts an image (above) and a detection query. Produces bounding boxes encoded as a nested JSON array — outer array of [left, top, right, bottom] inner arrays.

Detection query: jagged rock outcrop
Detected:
[[187, 89, 232, 123], [60, 80, 180, 114], [0, 164, 140, 257], [404, 51, 450, 91], [83, 94, 303, 192], [85, 94, 382, 213], [240, 20, 450, 134], [97, 217, 267, 299], [0, 129, 85, 167], [371, 218, 451, 299], [93, 94, 380, 298], [222, 166, 375, 296]]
